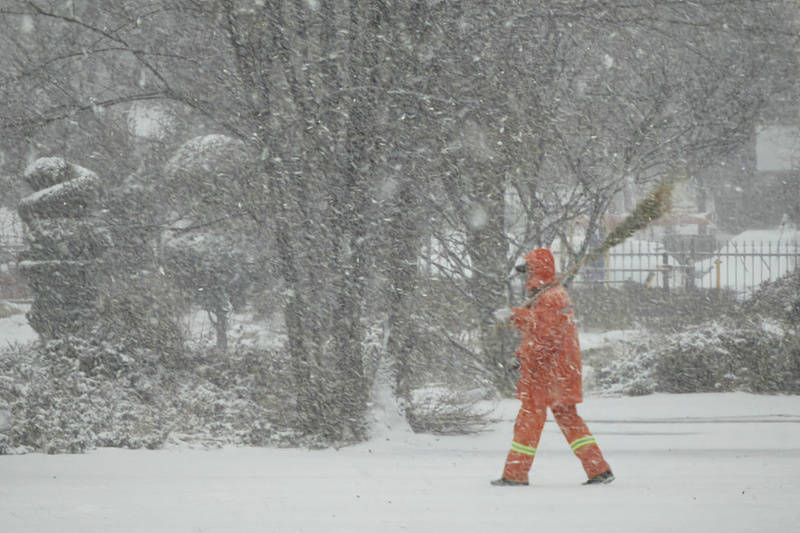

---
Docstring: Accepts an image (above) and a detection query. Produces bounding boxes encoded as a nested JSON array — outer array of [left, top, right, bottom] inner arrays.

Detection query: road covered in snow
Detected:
[[1, 392, 798, 533]]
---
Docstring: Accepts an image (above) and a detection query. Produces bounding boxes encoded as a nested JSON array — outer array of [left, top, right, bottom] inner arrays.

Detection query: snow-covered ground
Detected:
[[0, 306, 37, 346], [0, 393, 798, 533]]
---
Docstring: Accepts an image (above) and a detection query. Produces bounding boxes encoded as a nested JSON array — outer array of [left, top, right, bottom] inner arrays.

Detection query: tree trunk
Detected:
[[382, 183, 422, 405], [466, 166, 517, 393], [213, 299, 228, 353]]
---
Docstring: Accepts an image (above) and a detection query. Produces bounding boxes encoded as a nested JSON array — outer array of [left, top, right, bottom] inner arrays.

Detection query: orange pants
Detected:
[[501, 403, 611, 483]]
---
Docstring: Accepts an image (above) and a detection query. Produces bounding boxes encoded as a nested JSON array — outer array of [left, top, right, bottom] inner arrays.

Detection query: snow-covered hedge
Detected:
[[0, 338, 299, 454], [747, 267, 800, 324], [596, 315, 800, 395], [597, 270, 800, 395], [22, 157, 72, 191]]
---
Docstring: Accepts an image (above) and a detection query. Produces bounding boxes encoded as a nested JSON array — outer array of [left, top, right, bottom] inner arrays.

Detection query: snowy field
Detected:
[[1, 392, 799, 533]]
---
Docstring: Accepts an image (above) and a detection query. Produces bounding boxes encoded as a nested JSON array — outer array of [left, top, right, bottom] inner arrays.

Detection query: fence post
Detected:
[[662, 251, 670, 292]]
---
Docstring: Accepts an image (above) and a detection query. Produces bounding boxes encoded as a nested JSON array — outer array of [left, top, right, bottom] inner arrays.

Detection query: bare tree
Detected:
[[405, 0, 798, 390]]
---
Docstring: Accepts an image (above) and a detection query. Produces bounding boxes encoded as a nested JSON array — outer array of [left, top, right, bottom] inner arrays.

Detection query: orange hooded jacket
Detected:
[[510, 248, 583, 407]]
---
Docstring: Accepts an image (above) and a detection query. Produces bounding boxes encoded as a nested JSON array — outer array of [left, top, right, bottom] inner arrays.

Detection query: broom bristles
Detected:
[[571, 180, 673, 275], [519, 178, 676, 309]]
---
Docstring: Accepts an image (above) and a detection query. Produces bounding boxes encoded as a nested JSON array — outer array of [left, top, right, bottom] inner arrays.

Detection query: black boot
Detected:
[[583, 470, 615, 485], [490, 477, 529, 486]]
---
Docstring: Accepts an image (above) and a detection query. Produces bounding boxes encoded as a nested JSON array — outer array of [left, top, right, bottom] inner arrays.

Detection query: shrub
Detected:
[[748, 268, 800, 324], [593, 268, 800, 396], [0, 337, 302, 454], [597, 315, 800, 395]]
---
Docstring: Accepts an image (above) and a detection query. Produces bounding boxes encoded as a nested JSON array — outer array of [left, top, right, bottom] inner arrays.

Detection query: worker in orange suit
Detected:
[[492, 248, 614, 486]]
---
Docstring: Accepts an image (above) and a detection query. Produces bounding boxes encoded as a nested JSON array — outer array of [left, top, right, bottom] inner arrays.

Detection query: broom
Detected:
[[516, 178, 676, 311]]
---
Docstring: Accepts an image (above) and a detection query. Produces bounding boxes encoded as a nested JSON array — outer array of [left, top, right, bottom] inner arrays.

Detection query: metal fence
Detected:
[[569, 239, 800, 297]]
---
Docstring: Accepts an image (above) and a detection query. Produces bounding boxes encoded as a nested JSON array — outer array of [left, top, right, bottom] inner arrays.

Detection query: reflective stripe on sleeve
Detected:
[[569, 435, 597, 451], [510, 441, 537, 456]]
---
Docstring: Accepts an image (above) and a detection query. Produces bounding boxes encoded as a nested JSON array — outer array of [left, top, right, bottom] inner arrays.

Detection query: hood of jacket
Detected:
[[525, 248, 556, 290]]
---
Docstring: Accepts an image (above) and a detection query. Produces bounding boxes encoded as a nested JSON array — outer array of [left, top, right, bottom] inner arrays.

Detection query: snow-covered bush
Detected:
[[17, 158, 106, 340], [0, 338, 304, 455], [159, 135, 267, 352], [0, 338, 167, 454], [162, 232, 264, 352], [748, 268, 800, 324], [93, 270, 186, 358], [597, 313, 800, 395], [162, 134, 255, 223]]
